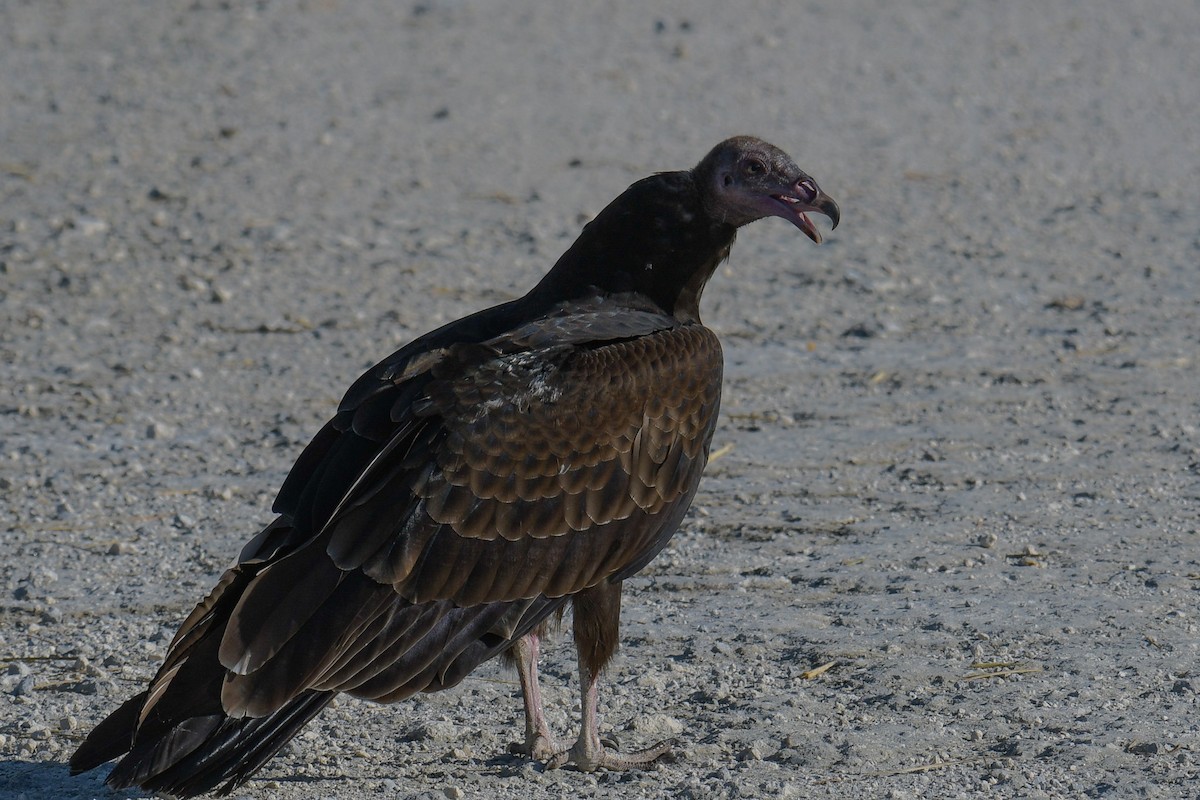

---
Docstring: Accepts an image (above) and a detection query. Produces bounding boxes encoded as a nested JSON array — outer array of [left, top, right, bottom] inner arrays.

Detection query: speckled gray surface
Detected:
[[2, 1, 1198, 798]]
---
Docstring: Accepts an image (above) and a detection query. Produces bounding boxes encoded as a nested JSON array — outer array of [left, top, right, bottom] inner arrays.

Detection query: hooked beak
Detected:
[[769, 180, 840, 244]]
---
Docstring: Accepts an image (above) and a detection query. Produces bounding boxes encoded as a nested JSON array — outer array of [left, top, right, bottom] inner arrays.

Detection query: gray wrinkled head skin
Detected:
[[694, 135, 840, 242]]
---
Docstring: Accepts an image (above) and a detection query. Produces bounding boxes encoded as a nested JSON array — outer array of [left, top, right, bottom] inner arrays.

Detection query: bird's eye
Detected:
[[744, 158, 767, 176]]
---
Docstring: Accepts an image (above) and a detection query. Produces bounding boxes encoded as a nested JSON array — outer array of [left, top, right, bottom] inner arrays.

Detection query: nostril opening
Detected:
[[797, 180, 817, 202]]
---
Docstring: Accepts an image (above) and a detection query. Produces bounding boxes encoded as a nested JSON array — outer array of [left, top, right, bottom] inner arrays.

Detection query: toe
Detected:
[[509, 734, 568, 762], [546, 737, 674, 771]]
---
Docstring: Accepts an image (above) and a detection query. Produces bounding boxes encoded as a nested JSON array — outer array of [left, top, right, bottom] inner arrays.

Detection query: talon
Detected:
[[510, 733, 568, 762], [547, 737, 674, 771], [545, 748, 571, 770]]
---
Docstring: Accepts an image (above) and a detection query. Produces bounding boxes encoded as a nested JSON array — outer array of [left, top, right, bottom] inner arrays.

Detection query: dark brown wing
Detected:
[[76, 299, 723, 794], [213, 305, 723, 711]]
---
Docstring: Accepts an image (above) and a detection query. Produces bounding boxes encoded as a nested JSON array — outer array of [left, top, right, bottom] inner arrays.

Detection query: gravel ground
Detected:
[[3, 1, 1199, 798]]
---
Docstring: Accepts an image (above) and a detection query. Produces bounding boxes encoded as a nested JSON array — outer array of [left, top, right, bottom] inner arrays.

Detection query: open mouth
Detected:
[[766, 180, 839, 244], [771, 193, 824, 243]]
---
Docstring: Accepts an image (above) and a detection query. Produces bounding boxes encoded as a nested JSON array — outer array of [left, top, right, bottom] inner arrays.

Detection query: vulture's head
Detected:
[[695, 136, 840, 243]]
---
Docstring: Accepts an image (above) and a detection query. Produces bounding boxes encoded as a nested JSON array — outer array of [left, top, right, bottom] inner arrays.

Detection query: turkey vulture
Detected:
[[70, 136, 839, 796]]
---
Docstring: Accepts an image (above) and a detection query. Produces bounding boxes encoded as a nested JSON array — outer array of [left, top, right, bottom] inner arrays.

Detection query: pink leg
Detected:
[[546, 649, 672, 771], [509, 632, 565, 760]]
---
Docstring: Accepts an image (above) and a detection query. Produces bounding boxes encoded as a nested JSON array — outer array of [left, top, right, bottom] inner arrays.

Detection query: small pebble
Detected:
[[147, 420, 176, 439], [407, 720, 459, 742], [630, 713, 684, 736], [74, 216, 109, 236]]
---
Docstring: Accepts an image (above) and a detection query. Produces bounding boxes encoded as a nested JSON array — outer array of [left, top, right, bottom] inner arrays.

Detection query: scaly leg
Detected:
[[508, 631, 566, 760], [546, 581, 672, 771], [546, 649, 672, 770]]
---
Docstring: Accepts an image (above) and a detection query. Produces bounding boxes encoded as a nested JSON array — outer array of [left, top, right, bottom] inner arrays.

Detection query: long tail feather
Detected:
[[113, 691, 335, 798]]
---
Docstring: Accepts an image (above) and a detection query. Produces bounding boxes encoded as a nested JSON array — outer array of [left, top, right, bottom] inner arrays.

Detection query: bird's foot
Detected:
[[545, 736, 673, 771], [508, 732, 569, 762]]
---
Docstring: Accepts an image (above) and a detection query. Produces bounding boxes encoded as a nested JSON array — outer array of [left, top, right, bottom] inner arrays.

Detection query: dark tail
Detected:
[[72, 687, 333, 798], [69, 543, 339, 798], [68, 515, 563, 797], [69, 690, 150, 774], [122, 692, 332, 797]]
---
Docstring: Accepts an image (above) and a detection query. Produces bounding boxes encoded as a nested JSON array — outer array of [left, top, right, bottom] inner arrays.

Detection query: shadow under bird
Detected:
[[70, 136, 839, 796]]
